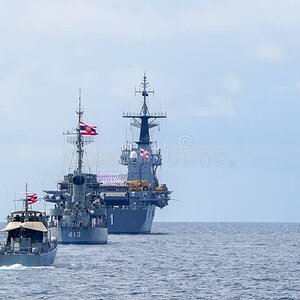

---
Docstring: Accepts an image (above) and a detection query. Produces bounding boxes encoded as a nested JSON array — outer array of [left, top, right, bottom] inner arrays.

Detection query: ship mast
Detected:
[[25, 183, 29, 217], [71, 88, 87, 202], [138, 74, 152, 117], [76, 88, 84, 175], [124, 74, 166, 146]]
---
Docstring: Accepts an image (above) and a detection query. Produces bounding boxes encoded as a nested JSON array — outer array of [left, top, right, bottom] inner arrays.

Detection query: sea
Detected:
[[0, 222, 300, 300]]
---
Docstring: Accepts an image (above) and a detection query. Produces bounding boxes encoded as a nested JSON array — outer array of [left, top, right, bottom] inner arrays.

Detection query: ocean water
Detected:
[[0, 222, 300, 300]]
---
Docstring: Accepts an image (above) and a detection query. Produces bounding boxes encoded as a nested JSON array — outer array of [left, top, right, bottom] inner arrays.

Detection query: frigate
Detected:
[[44, 92, 108, 244], [0, 185, 57, 266], [99, 75, 172, 233]]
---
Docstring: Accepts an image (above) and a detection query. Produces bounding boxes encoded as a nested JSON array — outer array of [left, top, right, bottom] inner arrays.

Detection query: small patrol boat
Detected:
[[0, 185, 58, 266]]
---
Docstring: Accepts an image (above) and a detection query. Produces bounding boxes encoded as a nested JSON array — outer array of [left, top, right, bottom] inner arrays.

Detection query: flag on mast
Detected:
[[27, 193, 37, 205], [140, 148, 149, 159], [79, 121, 98, 136]]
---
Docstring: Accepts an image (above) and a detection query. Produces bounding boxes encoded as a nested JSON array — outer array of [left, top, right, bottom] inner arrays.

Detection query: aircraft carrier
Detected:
[[99, 75, 171, 233]]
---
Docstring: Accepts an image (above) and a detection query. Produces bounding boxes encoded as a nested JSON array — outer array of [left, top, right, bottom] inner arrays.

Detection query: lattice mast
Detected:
[[123, 74, 166, 146], [64, 89, 95, 202], [76, 89, 84, 175], [24, 183, 29, 217]]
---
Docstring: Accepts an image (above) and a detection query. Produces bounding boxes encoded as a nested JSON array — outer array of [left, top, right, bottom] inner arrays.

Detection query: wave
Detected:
[[0, 264, 55, 270]]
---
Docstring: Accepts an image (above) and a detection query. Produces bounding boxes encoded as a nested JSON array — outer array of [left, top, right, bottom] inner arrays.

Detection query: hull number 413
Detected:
[[68, 231, 81, 238]]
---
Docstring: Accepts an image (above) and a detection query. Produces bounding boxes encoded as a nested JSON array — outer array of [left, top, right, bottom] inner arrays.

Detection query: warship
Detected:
[[44, 92, 108, 244], [0, 185, 57, 266], [99, 75, 171, 233]]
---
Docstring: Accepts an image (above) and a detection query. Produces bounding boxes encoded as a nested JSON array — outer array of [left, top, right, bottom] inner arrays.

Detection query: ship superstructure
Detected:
[[44, 91, 108, 244], [99, 75, 171, 233]]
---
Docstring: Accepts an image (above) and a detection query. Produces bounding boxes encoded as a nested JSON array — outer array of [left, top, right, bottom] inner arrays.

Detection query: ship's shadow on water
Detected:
[[109, 232, 171, 236], [148, 232, 171, 235]]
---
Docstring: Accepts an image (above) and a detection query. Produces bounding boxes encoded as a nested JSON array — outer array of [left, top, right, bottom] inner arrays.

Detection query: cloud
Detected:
[[295, 80, 300, 93], [0, 63, 35, 122], [2, 0, 300, 44], [109, 68, 145, 99], [0, 1, 176, 42], [179, 0, 300, 34], [193, 74, 241, 117], [255, 44, 284, 62], [196, 94, 236, 117], [179, 1, 245, 33], [223, 74, 243, 94]]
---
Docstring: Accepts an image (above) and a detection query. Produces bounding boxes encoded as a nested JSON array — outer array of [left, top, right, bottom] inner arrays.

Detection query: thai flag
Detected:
[[80, 121, 98, 136], [140, 148, 149, 159], [27, 193, 37, 205]]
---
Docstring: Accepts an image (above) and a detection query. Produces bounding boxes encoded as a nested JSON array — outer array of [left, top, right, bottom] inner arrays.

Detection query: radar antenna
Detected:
[[124, 74, 166, 145]]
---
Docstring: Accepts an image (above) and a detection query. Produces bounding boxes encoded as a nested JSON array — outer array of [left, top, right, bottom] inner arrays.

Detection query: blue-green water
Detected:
[[0, 222, 300, 299]]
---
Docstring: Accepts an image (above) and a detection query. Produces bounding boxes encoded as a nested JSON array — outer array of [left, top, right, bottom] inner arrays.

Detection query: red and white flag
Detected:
[[140, 148, 149, 159], [27, 193, 37, 205], [80, 121, 98, 136]]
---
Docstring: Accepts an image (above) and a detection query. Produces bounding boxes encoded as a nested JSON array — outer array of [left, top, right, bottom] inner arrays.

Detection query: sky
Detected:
[[0, 0, 300, 221]]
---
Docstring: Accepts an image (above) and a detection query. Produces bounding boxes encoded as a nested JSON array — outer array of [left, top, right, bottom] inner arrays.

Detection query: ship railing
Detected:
[[0, 241, 6, 249], [108, 203, 155, 209], [123, 112, 167, 117], [56, 220, 107, 228], [51, 220, 61, 227], [109, 205, 129, 210], [0, 241, 45, 255], [70, 211, 83, 216]]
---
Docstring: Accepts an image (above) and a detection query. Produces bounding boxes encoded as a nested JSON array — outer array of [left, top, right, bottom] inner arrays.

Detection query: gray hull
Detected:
[[50, 226, 108, 244], [0, 247, 57, 266], [107, 205, 155, 234]]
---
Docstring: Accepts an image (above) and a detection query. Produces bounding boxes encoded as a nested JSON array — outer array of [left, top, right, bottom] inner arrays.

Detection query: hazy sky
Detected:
[[0, 0, 300, 221]]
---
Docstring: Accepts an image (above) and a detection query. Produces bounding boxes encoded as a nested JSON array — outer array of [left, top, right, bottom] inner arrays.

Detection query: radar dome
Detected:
[[130, 151, 138, 159]]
